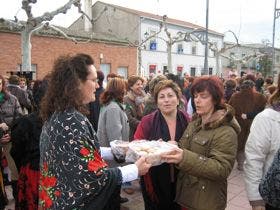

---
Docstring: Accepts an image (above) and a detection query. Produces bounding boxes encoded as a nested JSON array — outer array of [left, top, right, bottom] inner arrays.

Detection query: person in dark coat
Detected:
[[134, 80, 189, 210], [11, 79, 49, 210], [88, 70, 105, 131], [229, 79, 267, 170]]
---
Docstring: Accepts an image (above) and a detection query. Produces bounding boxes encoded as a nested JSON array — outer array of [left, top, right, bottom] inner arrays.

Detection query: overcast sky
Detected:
[[1, 0, 280, 46]]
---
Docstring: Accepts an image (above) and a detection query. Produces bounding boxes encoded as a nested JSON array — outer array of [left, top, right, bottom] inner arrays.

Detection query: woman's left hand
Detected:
[[161, 148, 183, 164], [0, 133, 11, 144]]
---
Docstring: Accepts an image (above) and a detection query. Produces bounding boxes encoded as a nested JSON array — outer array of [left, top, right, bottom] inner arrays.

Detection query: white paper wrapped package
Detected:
[[110, 140, 129, 160], [125, 140, 178, 166]]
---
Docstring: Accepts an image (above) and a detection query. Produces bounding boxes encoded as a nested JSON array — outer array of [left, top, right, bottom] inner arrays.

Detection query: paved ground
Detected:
[[5, 162, 251, 210], [121, 162, 251, 210]]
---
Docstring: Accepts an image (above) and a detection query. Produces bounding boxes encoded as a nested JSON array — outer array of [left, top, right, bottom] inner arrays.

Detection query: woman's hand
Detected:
[[161, 148, 183, 164], [167, 140, 178, 146], [0, 133, 11, 144], [0, 123, 9, 131], [135, 156, 152, 176]]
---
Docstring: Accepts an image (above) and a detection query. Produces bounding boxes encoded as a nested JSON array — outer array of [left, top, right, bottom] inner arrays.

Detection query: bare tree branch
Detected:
[[33, 0, 80, 26], [22, 0, 34, 19], [76, 3, 108, 25]]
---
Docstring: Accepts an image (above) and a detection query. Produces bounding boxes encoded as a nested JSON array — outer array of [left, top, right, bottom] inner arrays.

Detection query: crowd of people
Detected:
[[0, 53, 279, 210]]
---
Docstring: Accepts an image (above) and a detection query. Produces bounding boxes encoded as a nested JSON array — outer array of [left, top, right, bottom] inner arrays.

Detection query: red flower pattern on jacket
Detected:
[[80, 143, 108, 173], [39, 162, 60, 209]]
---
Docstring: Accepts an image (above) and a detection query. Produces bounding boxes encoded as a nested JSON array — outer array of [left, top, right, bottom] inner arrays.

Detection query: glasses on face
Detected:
[[87, 78, 99, 83]]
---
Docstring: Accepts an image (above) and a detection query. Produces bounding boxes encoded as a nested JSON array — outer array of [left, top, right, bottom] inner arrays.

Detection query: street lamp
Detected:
[[203, 0, 209, 75], [272, 0, 280, 78]]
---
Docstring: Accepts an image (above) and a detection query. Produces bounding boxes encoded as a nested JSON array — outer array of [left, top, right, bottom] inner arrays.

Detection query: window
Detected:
[[177, 43, 183, 54], [190, 67, 196, 76], [276, 55, 280, 63], [191, 45, 197, 55], [149, 64, 157, 74], [100, 63, 111, 85], [209, 67, 213, 75], [163, 65, 168, 74], [117, 66, 128, 79]]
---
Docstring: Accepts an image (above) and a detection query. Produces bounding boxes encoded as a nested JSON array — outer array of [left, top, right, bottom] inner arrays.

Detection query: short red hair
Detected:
[[191, 76, 225, 111]]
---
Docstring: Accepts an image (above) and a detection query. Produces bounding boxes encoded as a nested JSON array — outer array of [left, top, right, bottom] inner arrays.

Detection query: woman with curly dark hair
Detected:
[[39, 53, 150, 210]]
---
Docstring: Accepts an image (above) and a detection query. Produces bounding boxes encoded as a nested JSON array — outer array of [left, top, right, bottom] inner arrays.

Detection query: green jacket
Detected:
[[176, 105, 240, 210]]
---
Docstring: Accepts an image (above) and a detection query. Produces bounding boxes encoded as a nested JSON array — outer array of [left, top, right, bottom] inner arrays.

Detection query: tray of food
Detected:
[[125, 140, 178, 166]]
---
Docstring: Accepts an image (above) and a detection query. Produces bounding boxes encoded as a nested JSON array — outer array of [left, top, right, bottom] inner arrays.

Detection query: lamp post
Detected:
[[272, 0, 280, 78], [203, 0, 209, 75]]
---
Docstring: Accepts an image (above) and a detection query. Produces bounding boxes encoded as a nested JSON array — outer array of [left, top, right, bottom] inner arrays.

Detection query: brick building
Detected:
[[0, 26, 137, 81]]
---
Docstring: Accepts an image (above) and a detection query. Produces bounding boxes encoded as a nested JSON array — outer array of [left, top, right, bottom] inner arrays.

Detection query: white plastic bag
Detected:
[[110, 140, 129, 160], [125, 140, 178, 166]]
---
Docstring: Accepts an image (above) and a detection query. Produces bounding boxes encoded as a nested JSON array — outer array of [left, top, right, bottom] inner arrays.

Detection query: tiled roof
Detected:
[[0, 21, 131, 46], [97, 1, 224, 36]]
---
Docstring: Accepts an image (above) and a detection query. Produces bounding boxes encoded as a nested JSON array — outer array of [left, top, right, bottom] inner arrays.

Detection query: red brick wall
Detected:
[[0, 32, 137, 79]]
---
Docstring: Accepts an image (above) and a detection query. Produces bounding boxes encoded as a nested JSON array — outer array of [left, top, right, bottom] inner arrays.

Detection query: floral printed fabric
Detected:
[[259, 149, 280, 208], [39, 109, 121, 210]]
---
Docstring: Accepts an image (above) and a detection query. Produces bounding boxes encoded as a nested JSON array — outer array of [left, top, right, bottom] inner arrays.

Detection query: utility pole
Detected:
[[272, 0, 280, 79], [203, 0, 209, 75]]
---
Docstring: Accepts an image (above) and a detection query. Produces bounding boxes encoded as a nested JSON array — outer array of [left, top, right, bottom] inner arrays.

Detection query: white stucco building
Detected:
[[70, 1, 225, 77]]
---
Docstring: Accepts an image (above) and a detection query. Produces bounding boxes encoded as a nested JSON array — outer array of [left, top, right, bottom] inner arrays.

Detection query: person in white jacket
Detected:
[[244, 73, 280, 210]]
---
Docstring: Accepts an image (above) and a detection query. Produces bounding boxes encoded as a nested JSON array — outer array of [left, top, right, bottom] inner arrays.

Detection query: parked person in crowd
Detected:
[[162, 76, 240, 210], [134, 80, 189, 210], [165, 73, 188, 113], [7, 75, 32, 114], [88, 70, 105, 131], [0, 122, 9, 210], [263, 77, 275, 98], [183, 76, 194, 102], [39, 53, 151, 210], [224, 79, 237, 102], [228, 79, 267, 170], [18, 77, 27, 90], [10, 79, 49, 210], [0, 75, 22, 202], [244, 73, 280, 210], [124, 75, 145, 141], [97, 77, 130, 202], [97, 77, 129, 148], [264, 77, 274, 90], [143, 74, 167, 116], [255, 77, 265, 94]]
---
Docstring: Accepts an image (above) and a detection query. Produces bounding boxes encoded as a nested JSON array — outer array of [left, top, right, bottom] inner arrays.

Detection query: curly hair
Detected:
[[127, 75, 144, 90], [100, 77, 127, 105], [40, 53, 94, 121], [191, 76, 225, 111], [153, 80, 182, 104]]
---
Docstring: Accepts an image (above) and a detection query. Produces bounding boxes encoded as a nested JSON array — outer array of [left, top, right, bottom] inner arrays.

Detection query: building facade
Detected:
[[221, 42, 280, 79], [70, 1, 224, 77], [0, 25, 137, 81]]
